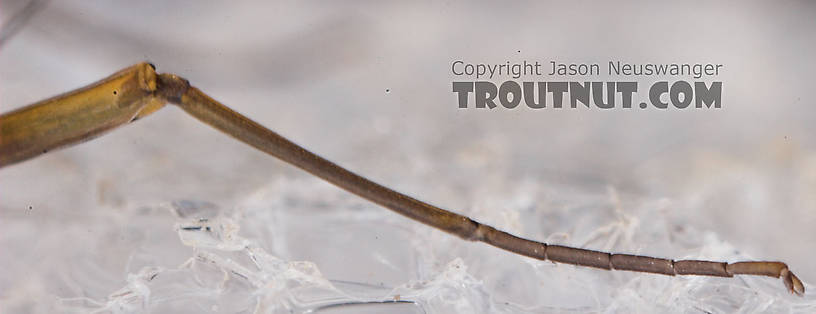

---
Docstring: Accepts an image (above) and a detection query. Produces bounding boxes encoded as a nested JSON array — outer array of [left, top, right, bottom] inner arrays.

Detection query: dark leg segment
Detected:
[[153, 70, 805, 297]]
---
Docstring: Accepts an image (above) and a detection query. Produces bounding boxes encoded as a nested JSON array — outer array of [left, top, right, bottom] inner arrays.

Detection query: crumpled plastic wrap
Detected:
[[4, 176, 809, 313]]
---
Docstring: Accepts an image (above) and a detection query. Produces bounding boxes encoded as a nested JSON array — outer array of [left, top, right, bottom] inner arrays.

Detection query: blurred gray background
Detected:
[[1, 1, 815, 313]]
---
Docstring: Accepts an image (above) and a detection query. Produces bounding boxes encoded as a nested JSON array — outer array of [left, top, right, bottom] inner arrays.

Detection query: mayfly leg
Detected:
[[0, 63, 164, 167], [0, 63, 805, 296]]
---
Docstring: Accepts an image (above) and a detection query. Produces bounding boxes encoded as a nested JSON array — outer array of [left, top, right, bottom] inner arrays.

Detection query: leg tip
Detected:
[[783, 269, 805, 296]]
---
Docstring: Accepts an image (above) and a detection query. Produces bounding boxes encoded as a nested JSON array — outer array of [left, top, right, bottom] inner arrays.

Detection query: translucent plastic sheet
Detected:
[[3, 176, 814, 313]]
